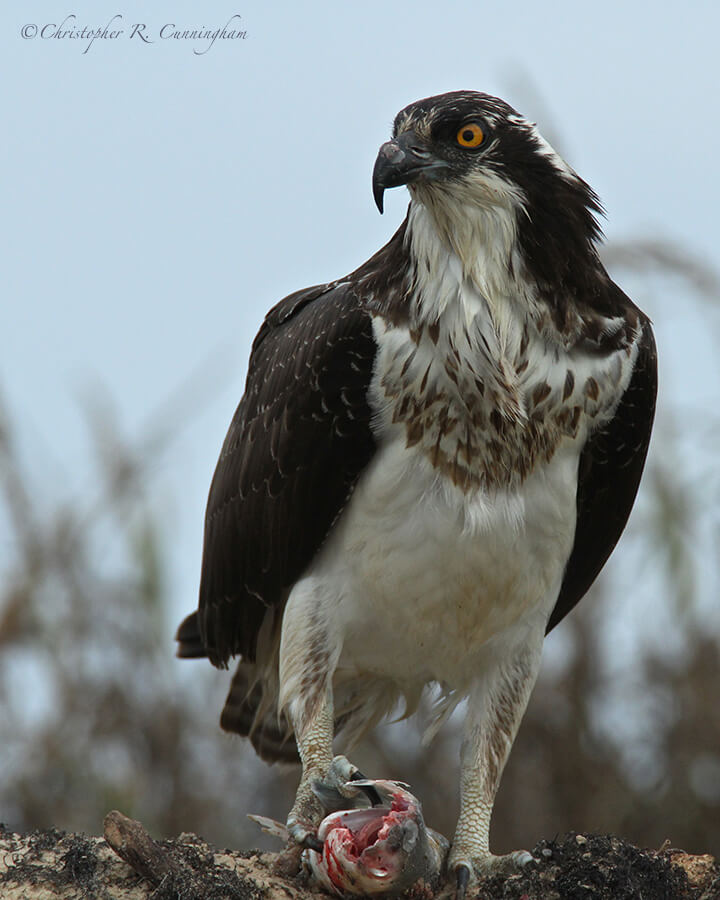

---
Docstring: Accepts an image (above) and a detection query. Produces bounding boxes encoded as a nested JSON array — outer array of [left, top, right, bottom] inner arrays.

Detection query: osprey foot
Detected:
[[287, 755, 367, 850], [286, 812, 324, 852], [311, 755, 380, 811], [449, 848, 534, 899], [325, 754, 367, 791]]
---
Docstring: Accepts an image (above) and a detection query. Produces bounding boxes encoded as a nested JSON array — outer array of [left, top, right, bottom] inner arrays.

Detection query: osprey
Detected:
[[177, 91, 657, 892]]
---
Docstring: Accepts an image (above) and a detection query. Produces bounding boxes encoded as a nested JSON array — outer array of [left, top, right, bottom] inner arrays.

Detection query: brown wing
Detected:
[[547, 318, 658, 631], [196, 281, 378, 666]]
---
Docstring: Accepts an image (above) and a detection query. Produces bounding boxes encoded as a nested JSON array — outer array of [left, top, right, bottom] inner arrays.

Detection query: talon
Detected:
[[351, 778, 383, 807], [287, 813, 324, 852], [455, 863, 471, 900], [312, 757, 385, 812], [346, 767, 384, 806], [303, 834, 324, 853]]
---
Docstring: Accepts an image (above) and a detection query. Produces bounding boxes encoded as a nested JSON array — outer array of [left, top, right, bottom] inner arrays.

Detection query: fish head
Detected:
[[305, 780, 447, 896]]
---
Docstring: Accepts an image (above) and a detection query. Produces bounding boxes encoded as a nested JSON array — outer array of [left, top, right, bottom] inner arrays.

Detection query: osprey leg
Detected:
[[285, 685, 363, 848], [285, 687, 335, 848], [448, 628, 543, 891]]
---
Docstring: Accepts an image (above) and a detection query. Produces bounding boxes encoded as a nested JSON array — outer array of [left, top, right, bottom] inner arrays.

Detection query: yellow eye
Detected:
[[456, 123, 485, 148]]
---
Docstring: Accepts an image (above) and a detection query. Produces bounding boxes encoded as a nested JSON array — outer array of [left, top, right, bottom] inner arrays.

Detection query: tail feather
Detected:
[[175, 611, 208, 659], [176, 611, 406, 765], [221, 663, 300, 764]]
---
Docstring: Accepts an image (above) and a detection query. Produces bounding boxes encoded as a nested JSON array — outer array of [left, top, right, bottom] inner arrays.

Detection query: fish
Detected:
[[250, 778, 448, 897]]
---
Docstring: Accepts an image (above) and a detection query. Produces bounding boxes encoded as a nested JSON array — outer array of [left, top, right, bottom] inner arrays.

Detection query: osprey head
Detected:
[[373, 90, 581, 215], [373, 91, 605, 298]]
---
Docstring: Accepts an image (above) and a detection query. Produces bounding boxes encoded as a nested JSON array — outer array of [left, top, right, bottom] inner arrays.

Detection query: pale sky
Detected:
[[3, 0, 719, 631]]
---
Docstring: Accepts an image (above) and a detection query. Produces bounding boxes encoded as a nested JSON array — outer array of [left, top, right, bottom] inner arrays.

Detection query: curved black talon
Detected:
[[455, 863, 471, 900], [349, 771, 384, 807], [358, 783, 384, 807], [303, 834, 324, 853]]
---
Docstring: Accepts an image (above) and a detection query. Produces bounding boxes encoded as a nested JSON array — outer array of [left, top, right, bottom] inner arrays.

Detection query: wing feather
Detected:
[[547, 318, 658, 631], [198, 282, 378, 666]]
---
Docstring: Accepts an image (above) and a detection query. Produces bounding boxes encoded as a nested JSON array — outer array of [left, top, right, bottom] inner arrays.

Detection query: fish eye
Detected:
[[456, 122, 485, 148]]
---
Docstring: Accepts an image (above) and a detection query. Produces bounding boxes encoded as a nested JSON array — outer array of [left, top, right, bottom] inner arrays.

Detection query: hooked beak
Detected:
[[372, 132, 449, 213]]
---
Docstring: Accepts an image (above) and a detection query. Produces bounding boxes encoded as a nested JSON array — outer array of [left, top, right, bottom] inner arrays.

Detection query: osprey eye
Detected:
[[456, 123, 485, 148]]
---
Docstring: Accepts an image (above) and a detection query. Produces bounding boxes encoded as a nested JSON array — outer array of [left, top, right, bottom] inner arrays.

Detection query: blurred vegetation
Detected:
[[1, 238, 719, 861]]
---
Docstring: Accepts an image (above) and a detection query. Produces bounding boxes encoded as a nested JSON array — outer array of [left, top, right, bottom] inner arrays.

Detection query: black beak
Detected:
[[372, 132, 447, 213]]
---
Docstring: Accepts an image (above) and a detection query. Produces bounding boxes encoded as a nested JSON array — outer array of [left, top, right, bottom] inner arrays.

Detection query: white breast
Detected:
[[312, 436, 579, 687]]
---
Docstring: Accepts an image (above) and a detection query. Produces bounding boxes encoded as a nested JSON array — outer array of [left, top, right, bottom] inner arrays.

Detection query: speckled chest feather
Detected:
[[371, 257, 634, 494]]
